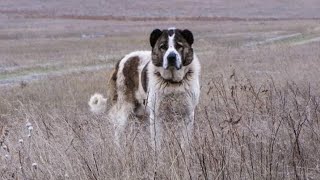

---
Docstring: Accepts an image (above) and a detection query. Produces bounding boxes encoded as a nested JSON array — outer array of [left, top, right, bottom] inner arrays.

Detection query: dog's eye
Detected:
[[159, 44, 168, 50], [176, 42, 184, 50]]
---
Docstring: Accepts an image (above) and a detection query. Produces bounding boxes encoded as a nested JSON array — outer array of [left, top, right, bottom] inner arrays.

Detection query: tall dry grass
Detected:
[[0, 68, 319, 179]]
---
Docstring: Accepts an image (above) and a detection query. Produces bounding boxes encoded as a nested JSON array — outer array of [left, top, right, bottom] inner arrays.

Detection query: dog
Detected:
[[89, 27, 201, 149]]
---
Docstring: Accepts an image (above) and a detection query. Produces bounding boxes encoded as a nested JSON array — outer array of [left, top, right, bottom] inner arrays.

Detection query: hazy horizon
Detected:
[[1, 0, 320, 19]]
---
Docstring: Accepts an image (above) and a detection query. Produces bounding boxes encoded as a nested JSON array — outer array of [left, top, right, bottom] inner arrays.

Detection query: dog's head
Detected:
[[149, 27, 194, 83]]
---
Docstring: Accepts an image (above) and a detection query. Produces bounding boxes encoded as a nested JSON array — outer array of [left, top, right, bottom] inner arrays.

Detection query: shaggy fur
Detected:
[[89, 28, 201, 148]]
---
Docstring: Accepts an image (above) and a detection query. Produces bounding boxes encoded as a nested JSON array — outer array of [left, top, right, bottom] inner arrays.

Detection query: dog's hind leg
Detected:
[[181, 112, 195, 152], [109, 102, 134, 147], [114, 118, 126, 147]]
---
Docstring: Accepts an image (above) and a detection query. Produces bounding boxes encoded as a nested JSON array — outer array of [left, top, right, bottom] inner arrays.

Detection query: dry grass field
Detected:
[[1, 2, 320, 179]]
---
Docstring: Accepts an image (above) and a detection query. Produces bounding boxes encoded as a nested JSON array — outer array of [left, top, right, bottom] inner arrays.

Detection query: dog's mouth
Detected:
[[160, 75, 182, 84], [155, 69, 193, 85]]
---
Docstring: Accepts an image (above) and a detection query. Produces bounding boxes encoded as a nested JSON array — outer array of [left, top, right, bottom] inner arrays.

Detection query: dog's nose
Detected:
[[167, 52, 176, 66]]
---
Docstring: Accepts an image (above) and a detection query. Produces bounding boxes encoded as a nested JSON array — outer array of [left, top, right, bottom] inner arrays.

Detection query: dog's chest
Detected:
[[156, 92, 193, 121]]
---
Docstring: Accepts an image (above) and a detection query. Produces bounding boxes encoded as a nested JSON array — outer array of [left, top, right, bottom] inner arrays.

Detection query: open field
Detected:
[[1, 6, 320, 179]]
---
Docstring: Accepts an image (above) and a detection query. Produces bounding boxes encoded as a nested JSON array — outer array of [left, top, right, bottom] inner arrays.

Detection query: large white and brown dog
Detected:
[[89, 28, 201, 148]]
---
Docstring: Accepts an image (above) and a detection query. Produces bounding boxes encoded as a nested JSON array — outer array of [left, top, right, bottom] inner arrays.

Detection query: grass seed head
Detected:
[[26, 122, 32, 128], [32, 163, 38, 169]]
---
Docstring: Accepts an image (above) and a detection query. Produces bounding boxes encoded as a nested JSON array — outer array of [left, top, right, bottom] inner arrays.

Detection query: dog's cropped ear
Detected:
[[181, 29, 194, 46], [150, 29, 162, 48]]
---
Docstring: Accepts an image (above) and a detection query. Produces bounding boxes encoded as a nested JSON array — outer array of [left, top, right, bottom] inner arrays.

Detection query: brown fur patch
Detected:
[[151, 30, 169, 67], [107, 59, 121, 108], [141, 62, 149, 93], [123, 56, 140, 103], [111, 60, 120, 82], [174, 30, 194, 66], [182, 47, 193, 66]]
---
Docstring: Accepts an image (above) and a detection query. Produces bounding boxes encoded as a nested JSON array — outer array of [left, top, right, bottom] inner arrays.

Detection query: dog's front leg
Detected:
[[182, 111, 195, 151], [149, 111, 162, 152]]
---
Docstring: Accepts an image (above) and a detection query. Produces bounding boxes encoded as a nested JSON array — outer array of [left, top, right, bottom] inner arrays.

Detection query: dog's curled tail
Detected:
[[88, 93, 107, 114]]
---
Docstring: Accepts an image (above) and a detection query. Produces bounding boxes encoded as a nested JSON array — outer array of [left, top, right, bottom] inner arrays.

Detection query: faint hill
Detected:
[[1, 0, 320, 19]]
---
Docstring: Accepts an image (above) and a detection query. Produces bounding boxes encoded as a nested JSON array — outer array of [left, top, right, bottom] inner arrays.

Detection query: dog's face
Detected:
[[150, 28, 194, 82]]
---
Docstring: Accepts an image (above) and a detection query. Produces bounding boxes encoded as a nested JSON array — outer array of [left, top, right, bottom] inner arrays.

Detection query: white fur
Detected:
[[108, 51, 150, 146], [89, 50, 201, 149], [163, 33, 182, 69], [148, 53, 201, 150]]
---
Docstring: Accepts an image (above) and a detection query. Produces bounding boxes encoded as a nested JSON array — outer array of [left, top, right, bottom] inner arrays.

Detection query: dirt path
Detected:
[[292, 36, 320, 46], [244, 33, 301, 47], [0, 64, 111, 87], [1, 9, 320, 22]]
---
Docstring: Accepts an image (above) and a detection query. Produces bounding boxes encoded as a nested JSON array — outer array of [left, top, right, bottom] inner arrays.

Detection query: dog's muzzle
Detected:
[[166, 52, 181, 70]]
